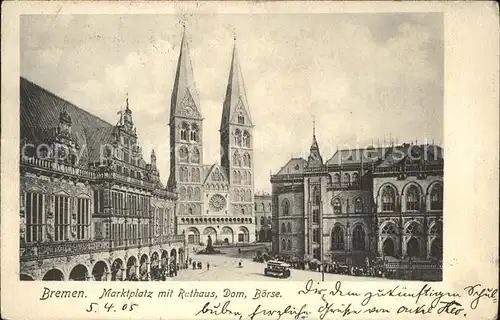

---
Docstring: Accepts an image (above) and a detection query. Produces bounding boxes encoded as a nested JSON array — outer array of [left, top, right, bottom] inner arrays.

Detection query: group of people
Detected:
[[188, 258, 210, 271]]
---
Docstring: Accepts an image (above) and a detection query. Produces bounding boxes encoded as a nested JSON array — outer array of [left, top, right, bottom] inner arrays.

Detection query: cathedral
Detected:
[[168, 31, 256, 246], [270, 128, 444, 267]]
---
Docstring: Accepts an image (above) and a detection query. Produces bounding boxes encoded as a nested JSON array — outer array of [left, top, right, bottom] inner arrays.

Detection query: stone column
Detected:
[[146, 262, 151, 280], [121, 267, 126, 281], [135, 264, 139, 280]]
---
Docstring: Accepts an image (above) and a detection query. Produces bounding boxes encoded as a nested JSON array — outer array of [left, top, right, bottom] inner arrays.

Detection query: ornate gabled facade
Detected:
[[20, 78, 185, 281], [271, 130, 443, 268], [168, 32, 256, 246]]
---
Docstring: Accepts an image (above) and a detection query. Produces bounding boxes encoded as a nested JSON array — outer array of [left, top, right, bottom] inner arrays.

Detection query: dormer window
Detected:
[[238, 113, 244, 124]]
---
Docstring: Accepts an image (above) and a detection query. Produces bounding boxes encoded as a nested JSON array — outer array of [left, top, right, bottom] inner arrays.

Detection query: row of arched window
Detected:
[[331, 172, 360, 185], [178, 167, 201, 182], [178, 146, 200, 164], [331, 197, 364, 214], [180, 122, 199, 142], [178, 204, 201, 215], [232, 170, 252, 185], [331, 225, 366, 250], [233, 129, 251, 148], [232, 189, 252, 202], [232, 151, 251, 168], [178, 186, 201, 201], [255, 202, 272, 212], [380, 221, 442, 236], [380, 183, 443, 212], [259, 216, 272, 226]]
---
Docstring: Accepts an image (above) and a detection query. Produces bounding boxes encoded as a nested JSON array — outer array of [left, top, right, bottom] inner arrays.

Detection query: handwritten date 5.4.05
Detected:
[[86, 302, 138, 313]]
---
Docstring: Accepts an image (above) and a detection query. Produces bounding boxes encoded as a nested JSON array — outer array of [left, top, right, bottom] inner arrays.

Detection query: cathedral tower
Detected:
[[220, 39, 255, 220], [168, 29, 204, 217]]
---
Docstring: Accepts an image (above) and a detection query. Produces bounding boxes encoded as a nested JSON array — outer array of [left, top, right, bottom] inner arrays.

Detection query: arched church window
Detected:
[[243, 131, 251, 148], [190, 124, 199, 142], [352, 225, 365, 250], [312, 186, 320, 205], [354, 197, 363, 213], [430, 184, 443, 210], [405, 185, 420, 211], [234, 129, 242, 146], [238, 113, 244, 124], [332, 198, 341, 214], [179, 146, 189, 163], [180, 122, 189, 141], [282, 199, 290, 216], [331, 226, 344, 250], [381, 186, 396, 212], [190, 147, 200, 164]]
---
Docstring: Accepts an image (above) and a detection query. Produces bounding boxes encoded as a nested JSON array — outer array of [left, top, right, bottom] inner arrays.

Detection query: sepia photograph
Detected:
[[18, 12, 445, 282]]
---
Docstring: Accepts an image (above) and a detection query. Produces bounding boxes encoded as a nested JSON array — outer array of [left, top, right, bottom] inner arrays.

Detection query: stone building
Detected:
[[270, 128, 443, 265], [254, 192, 272, 242], [169, 31, 256, 247], [19, 78, 185, 281]]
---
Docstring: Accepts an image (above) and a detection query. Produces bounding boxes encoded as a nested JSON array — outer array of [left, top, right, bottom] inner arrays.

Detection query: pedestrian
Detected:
[[207, 263, 210, 271]]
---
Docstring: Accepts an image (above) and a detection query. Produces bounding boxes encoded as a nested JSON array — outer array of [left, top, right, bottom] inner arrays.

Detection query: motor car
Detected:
[[264, 260, 291, 278]]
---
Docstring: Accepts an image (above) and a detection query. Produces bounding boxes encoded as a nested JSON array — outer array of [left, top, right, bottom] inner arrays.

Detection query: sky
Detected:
[[21, 13, 443, 192]]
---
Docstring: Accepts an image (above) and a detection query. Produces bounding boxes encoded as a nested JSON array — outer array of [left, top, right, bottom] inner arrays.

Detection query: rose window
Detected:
[[209, 194, 226, 212]]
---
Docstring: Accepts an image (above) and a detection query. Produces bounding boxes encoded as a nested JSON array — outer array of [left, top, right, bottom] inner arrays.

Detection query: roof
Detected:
[[20, 77, 115, 164], [326, 147, 388, 166], [377, 144, 444, 167], [220, 42, 253, 130]]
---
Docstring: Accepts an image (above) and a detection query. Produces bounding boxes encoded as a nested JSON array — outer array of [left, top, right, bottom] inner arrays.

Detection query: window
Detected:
[[190, 124, 199, 142], [313, 228, 319, 243], [287, 222, 292, 233], [287, 240, 292, 250], [430, 184, 443, 210], [281, 239, 286, 250], [180, 122, 189, 141], [405, 186, 420, 211], [238, 113, 245, 124], [312, 209, 319, 223], [243, 131, 251, 148], [188, 207, 193, 215], [352, 225, 365, 250], [93, 190, 104, 214], [332, 198, 341, 214], [234, 129, 242, 146], [191, 147, 200, 164], [281, 222, 286, 233], [405, 223, 423, 236], [25, 192, 45, 243], [312, 186, 320, 205], [76, 198, 90, 240], [179, 147, 189, 163], [124, 152, 130, 163], [354, 197, 363, 213], [282, 199, 290, 216], [381, 186, 395, 211], [331, 226, 344, 250], [381, 223, 397, 235], [54, 195, 70, 241], [260, 216, 264, 226], [333, 173, 341, 185], [352, 172, 359, 182], [343, 173, 350, 185]]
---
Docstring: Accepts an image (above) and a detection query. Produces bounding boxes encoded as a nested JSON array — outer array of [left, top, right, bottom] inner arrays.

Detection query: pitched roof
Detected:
[[220, 42, 253, 130], [20, 77, 115, 164], [326, 147, 388, 166], [170, 30, 202, 122], [276, 158, 307, 175]]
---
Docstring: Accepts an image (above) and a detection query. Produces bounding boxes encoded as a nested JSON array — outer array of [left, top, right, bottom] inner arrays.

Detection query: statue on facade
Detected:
[[46, 211, 54, 242]]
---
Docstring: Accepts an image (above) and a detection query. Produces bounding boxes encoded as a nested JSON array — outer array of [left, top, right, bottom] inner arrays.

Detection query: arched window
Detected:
[[381, 186, 395, 212], [331, 226, 344, 250], [191, 168, 200, 182], [241, 208, 245, 214], [430, 221, 443, 235], [234, 129, 242, 146], [188, 207, 193, 215], [352, 172, 359, 183], [354, 197, 363, 213], [180, 122, 189, 141], [333, 173, 341, 185], [180, 167, 189, 182], [332, 198, 341, 214], [261, 203, 265, 211], [179, 187, 186, 201], [352, 225, 365, 250], [187, 187, 193, 201], [179, 146, 189, 163], [243, 131, 251, 148], [405, 222, 423, 236], [381, 223, 398, 235], [287, 239, 292, 250], [312, 186, 320, 205], [282, 199, 290, 216], [281, 239, 286, 250], [405, 185, 420, 211], [194, 187, 200, 201], [430, 184, 443, 210], [190, 147, 200, 164], [431, 237, 443, 259], [233, 151, 240, 167], [343, 173, 350, 185], [190, 124, 199, 142], [287, 222, 292, 233], [281, 223, 286, 233], [260, 216, 264, 225], [238, 113, 244, 124]]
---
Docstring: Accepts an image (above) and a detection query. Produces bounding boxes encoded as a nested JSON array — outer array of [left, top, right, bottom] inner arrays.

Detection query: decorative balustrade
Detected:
[[304, 166, 328, 173], [96, 171, 155, 189], [153, 188, 178, 199], [21, 156, 96, 179], [20, 239, 110, 261], [270, 173, 304, 183], [327, 181, 365, 190]]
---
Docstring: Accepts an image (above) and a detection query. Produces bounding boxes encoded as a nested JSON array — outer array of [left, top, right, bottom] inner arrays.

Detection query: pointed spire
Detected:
[[125, 92, 130, 111], [220, 36, 253, 130], [170, 26, 201, 122], [310, 119, 319, 151]]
